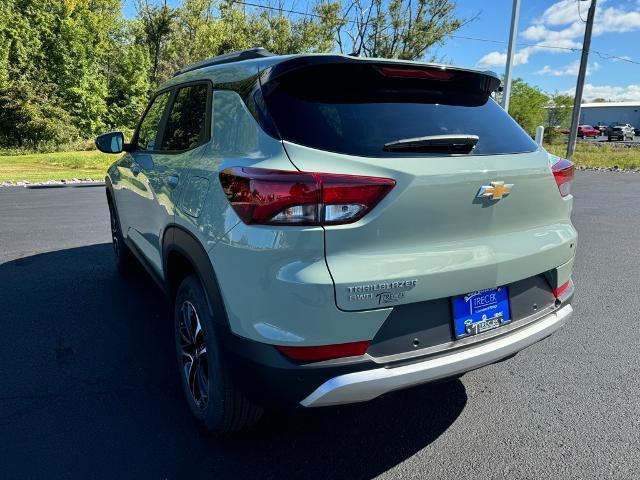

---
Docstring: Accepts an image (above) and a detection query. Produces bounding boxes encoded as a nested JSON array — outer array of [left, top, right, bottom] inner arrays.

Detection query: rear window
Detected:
[[262, 63, 537, 157]]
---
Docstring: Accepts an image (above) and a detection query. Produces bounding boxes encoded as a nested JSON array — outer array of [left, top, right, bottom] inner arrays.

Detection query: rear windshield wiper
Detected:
[[383, 134, 479, 154]]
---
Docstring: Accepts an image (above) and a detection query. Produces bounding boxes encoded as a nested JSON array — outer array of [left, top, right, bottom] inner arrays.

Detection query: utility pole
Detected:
[[502, 0, 521, 112], [567, 0, 597, 159]]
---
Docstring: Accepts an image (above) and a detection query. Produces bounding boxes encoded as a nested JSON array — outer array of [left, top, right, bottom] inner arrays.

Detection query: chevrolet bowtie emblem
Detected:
[[477, 181, 514, 200]]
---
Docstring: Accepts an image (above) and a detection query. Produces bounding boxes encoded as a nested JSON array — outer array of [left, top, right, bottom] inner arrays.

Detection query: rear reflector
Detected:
[[553, 280, 571, 298], [276, 341, 370, 362], [219, 167, 395, 226], [551, 157, 575, 197]]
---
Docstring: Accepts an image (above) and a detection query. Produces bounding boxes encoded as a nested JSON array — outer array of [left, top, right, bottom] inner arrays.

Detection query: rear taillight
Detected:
[[551, 157, 575, 197], [219, 167, 395, 226], [276, 341, 370, 362]]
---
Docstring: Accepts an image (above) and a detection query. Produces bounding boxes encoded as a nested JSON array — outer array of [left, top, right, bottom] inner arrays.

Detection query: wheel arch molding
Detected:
[[162, 225, 229, 328], [105, 176, 114, 202]]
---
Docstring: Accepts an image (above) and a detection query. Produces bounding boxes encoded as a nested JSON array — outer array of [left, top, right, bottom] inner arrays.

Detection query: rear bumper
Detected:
[[300, 303, 572, 407]]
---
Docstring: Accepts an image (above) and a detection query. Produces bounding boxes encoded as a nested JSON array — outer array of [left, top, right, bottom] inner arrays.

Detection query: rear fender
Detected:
[[162, 225, 229, 328]]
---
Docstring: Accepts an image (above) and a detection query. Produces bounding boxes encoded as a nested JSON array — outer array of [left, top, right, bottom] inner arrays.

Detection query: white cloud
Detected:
[[478, 49, 531, 67], [536, 60, 600, 76], [477, 0, 640, 68], [562, 83, 640, 101]]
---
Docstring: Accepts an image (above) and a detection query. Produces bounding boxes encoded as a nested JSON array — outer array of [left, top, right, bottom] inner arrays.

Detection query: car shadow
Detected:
[[0, 244, 467, 480]]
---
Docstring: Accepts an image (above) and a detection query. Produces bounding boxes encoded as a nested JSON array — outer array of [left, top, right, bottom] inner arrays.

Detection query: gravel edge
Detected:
[[1, 179, 105, 188]]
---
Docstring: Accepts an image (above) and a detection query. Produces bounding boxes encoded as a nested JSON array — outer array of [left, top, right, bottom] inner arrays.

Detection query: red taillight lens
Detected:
[[553, 280, 571, 299], [551, 158, 575, 197], [219, 167, 395, 225], [277, 341, 370, 362]]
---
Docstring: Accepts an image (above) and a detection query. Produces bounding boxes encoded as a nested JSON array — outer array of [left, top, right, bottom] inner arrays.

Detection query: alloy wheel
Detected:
[[178, 301, 209, 409]]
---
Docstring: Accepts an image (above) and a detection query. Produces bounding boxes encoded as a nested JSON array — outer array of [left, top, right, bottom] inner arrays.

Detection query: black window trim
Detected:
[[131, 80, 213, 155]]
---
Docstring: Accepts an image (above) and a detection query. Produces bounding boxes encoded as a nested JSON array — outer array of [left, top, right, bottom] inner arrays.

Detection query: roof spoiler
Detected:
[[259, 55, 501, 94]]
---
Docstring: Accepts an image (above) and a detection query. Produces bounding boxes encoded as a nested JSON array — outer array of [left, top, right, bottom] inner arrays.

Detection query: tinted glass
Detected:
[[263, 64, 537, 157], [212, 91, 259, 155], [137, 91, 170, 151], [161, 84, 209, 151]]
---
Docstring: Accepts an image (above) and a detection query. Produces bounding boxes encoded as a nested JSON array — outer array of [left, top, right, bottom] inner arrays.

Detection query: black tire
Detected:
[[174, 275, 262, 434], [107, 196, 135, 273]]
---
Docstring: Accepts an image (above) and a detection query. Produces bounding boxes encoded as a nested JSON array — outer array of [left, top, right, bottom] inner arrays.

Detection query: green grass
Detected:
[[546, 143, 640, 170], [0, 150, 119, 182], [1, 142, 638, 183]]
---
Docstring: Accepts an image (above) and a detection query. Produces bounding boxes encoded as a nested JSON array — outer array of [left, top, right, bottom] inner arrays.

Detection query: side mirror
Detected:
[[96, 131, 125, 154]]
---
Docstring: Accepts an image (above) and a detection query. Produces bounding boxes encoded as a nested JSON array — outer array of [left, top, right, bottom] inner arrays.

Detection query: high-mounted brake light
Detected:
[[377, 66, 455, 81], [219, 167, 395, 226], [276, 341, 370, 362], [551, 157, 575, 197]]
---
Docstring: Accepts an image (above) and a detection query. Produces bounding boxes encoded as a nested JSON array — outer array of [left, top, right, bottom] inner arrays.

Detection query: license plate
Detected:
[[452, 287, 511, 339]]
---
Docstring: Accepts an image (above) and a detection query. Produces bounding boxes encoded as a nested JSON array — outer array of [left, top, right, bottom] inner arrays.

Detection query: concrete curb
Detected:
[[25, 182, 105, 189]]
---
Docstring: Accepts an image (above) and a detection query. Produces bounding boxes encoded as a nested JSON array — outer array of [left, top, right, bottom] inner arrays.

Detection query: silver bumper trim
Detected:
[[300, 304, 572, 407]]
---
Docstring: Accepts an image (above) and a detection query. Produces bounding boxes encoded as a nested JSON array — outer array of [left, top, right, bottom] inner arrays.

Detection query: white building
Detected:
[[580, 101, 640, 127]]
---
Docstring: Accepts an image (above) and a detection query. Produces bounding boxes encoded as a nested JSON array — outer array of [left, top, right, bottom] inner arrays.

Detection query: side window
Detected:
[[137, 91, 171, 151], [161, 84, 209, 151], [211, 90, 258, 155]]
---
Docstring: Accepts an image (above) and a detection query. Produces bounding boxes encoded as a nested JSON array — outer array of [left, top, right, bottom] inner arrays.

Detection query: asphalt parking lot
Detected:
[[1, 172, 639, 479]]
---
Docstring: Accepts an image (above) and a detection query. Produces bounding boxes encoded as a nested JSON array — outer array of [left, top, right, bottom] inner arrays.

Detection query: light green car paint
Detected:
[[106, 52, 576, 348], [284, 142, 576, 312]]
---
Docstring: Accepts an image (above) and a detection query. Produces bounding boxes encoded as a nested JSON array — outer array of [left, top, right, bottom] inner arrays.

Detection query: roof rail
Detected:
[[173, 47, 275, 77]]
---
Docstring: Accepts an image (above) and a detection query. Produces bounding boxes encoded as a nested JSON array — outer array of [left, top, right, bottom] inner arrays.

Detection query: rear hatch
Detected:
[[261, 57, 576, 311]]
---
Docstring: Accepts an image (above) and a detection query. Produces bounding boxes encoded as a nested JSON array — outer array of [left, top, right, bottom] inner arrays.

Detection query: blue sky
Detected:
[[124, 0, 640, 100], [445, 0, 640, 100]]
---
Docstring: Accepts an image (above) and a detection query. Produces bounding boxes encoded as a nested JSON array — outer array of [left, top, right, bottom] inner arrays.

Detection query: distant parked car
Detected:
[[634, 127, 640, 137], [577, 125, 599, 138], [608, 125, 634, 141]]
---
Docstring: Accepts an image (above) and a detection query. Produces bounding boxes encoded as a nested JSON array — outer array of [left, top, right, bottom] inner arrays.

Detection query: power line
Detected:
[[450, 34, 578, 52], [451, 35, 640, 66], [228, 0, 326, 20], [227, 0, 640, 67], [577, 0, 587, 23]]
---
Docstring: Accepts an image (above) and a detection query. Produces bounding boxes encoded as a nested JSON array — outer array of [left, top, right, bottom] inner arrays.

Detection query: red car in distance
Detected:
[[577, 125, 599, 138]]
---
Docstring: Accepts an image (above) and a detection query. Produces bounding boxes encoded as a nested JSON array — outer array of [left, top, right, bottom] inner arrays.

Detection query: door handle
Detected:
[[131, 163, 141, 176], [166, 175, 179, 188]]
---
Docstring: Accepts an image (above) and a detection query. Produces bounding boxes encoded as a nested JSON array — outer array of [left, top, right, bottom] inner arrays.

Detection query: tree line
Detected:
[[0, 0, 570, 152], [0, 0, 464, 150]]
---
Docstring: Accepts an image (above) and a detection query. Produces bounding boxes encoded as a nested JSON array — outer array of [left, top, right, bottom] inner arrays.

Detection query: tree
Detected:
[[136, 0, 177, 84], [544, 92, 573, 143], [0, 0, 122, 147], [104, 39, 151, 131], [547, 93, 573, 128], [0, 79, 79, 149], [159, 0, 343, 83], [508, 78, 549, 137], [336, 0, 466, 60], [0, 0, 470, 150]]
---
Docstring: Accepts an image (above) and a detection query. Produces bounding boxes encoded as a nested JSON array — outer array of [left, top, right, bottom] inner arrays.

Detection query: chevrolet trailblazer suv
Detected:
[[97, 48, 577, 434]]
